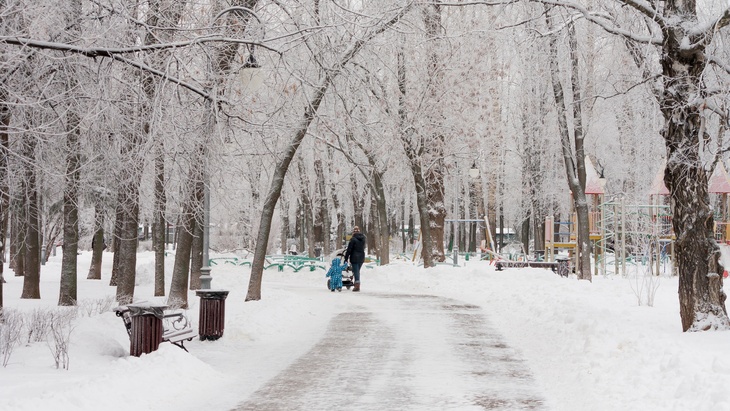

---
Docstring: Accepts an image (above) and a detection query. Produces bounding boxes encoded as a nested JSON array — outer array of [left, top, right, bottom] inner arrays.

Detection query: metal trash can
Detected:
[[556, 257, 570, 278], [196, 290, 230, 341], [127, 303, 167, 357]]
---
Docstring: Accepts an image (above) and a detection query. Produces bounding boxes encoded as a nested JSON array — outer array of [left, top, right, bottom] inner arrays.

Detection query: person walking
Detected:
[[344, 226, 366, 292]]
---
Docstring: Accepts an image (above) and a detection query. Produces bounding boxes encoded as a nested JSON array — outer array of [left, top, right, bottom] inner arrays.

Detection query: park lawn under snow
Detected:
[[1, 249, 730, 410]]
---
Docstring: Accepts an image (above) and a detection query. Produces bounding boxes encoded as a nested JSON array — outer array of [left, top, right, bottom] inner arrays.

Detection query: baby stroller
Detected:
[[327, 265, 354, 290], [325, 250, 355, 291]]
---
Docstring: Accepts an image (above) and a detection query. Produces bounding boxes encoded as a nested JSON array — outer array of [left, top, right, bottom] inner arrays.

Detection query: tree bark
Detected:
[[546, 12, 591, 280], [660, 1, 729, 330], [297, 159, 315, 257], [20, 133, 40, 299], [59, 109, 80, 305], [189, 220, 203, 290], [87, 201, 104, 280], [0, 85, 8, 310], [423, 3, 446, 263], [109, 203, 122, 286], [314, 156, 330, 255], [169, 147, 204, 308], [397, 43, 434, 267], [279, 194, 289, 253], [58, 0, 83, 306]]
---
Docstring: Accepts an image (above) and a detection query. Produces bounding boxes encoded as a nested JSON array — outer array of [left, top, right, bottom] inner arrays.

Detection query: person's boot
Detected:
[[353, 282, 360, 292]]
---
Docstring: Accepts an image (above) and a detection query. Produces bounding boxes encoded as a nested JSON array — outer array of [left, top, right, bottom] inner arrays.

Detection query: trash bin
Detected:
[[196, 290, 230, 341], [126, 303, 167, 357], [556, 257, 570, 278]]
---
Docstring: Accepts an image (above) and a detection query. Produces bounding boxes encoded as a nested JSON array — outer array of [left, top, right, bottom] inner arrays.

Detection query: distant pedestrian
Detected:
[[344, 226, 366, 292], [326, 253, 347, 292]]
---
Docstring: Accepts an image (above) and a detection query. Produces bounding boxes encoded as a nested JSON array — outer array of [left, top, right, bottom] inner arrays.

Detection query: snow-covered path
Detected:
[[232, 292, 545, 410]]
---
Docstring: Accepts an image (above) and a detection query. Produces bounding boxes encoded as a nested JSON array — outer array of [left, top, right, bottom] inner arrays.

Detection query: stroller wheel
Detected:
[[326, 279, 331, 290]]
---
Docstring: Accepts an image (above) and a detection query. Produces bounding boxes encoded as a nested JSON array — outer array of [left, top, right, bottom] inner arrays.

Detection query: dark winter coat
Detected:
[[344, 232, 366, 264]]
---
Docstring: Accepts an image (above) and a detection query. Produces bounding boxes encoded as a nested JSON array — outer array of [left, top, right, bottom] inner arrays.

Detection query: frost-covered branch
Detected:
[[531, 0, 662, 45], [0, 35, 276, 56], [708, 55, 730, 77]]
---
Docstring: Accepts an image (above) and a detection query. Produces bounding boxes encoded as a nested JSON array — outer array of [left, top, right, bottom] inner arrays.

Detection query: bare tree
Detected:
[[530, 0, 730, 330], [58, 0, 83, 306], [245, 3, 415, 301], [545, 11, 591, 280]]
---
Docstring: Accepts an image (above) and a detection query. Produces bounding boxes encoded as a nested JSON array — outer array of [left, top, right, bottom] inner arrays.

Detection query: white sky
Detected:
[[1, 248, 730, 410]]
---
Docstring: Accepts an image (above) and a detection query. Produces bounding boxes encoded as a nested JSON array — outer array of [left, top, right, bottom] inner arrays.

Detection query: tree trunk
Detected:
[[109, 203, 123, 286], [352, 177, 365, 232], [153, 144, 166, 295], [245, 5, 413, 300], [114, 184, 140, 305], [314, 157, 330, 256], [660, 2, 730, 330], [87, 203, 104, 280], [296, 199, 304, 254], [0, 86, 9, 309], [11, 212, 23, 277], [248, 157, 262, 251], [397, 43, 434, 267], [169, 150, 203, 308], [367, 195, 379, 258], [20, 134, 40, 299], [279, 194, 289, 254], [59, 108, 81, 305], [297, 160, 315, 257], [546, 12, 591, 280], [423, 3, 446, 263], [144, 0, 186, 297], [373, 174, 389, 265], [247, 81, 340, 299], [189, 220, 202, 290], [328, 147, 346, 251], [169, 210, 194, 308], [348, 131, 390, 264], [58, 0, 83, 304]]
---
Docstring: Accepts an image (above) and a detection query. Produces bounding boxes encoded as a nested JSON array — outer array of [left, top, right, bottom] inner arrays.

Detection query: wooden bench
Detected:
[[264, 255, 326, 272], [114, 306, 197, 352], [208, 257, 251, 267], [495, 261, 558, 273]]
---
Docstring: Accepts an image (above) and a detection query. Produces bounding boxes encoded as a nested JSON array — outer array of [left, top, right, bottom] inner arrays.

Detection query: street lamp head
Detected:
[[242, 52, 260, 69], [469, 162, 479, 179], [238, 50, 263, 92]]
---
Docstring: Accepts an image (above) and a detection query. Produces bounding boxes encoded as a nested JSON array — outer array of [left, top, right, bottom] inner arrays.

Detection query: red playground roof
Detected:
[[650, 163, 670, 196], [709, 162, 730, 194], [650, 161, 730, 195], [584, 156, 605, 195]]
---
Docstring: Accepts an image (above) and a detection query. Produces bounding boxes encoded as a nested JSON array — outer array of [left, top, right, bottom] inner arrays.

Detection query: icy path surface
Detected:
[[232, 292, 545, 411]]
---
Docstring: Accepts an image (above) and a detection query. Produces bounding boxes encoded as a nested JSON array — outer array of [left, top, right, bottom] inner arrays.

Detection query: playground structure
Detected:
[[595, 200, 674, 277], [544, 199, 674, 277], [708, 163, 730, 243], [542, 161, 730, 277], [443, 156, 730, 275], [544, 156, 606, 271]]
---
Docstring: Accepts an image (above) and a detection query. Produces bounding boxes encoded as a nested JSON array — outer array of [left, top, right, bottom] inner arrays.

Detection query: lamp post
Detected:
[[453, 161, 459, 256], [468, 162, 479, 253], [197, 6, 263, 341], [199, 6, 263, 290]]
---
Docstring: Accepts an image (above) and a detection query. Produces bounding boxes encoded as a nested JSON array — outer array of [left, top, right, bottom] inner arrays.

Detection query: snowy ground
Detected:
[[1, 249, 730, 410]]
